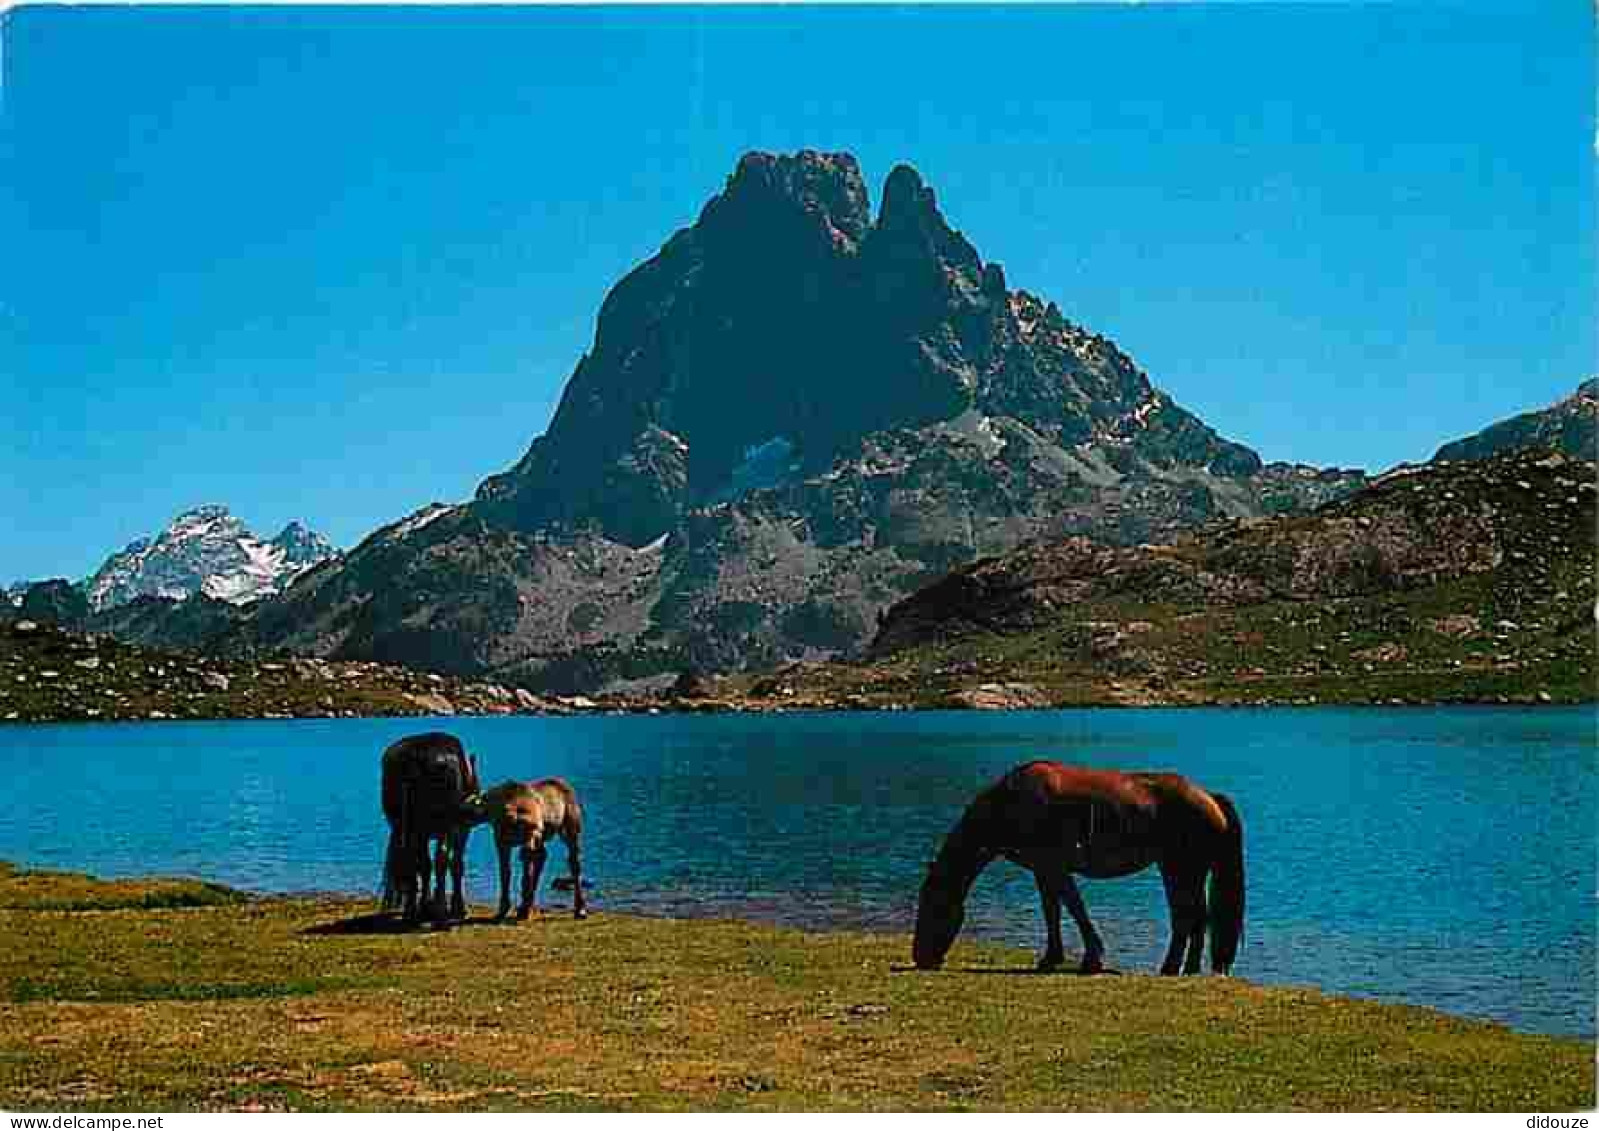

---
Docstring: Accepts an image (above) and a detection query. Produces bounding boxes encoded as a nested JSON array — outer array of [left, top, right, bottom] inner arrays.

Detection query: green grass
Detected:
[[0, 867, 1591, 1111], [0, 861, 248, 911]]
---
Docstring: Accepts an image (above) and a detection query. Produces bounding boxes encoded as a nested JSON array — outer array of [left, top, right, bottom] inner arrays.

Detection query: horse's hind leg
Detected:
[[1058, 875, 1106, 974], [447, 829, 468, 920], [1033, 870, 1066, 971], [381, 828, 403, 911], [1159, 862, 1205, 975], [1184, 881, 1209, 974], [429, 837, 451, 919]]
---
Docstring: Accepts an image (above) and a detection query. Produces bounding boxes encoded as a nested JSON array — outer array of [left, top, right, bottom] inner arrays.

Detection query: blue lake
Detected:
[[1, 707, 1592, 1038]]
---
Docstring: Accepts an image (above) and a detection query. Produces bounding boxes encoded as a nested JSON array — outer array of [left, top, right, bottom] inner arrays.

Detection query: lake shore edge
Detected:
[[1, 862, 1592, 1112]]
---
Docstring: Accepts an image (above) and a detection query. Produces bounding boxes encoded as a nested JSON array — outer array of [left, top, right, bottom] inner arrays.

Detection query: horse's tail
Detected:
[[381, 780, 414, 910], [1207, 791, 1245, 975], [381, 827, 402, 909]]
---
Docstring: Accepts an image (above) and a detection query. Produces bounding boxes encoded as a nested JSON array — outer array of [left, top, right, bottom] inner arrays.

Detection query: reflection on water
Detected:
[[0, 706, 1592, 1037]]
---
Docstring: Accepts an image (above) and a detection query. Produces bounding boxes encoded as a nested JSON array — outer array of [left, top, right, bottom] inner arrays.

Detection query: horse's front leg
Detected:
[[1033, 869, 1066, 971], [1058, 875, 1106, 974], [495, 839, 514, 921], [517, 840, 548, 920], [564, 829, 588, 920]]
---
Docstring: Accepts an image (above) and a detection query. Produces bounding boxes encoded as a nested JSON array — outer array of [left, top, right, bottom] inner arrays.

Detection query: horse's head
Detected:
[[457, 791, 492, 828], [911, 864, 966, 970]]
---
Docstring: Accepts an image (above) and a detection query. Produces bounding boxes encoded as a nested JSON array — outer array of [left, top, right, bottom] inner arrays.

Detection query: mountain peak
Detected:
[[871, 161, 981, 274], [170, 503, 239, 527], [270, 520, 336, 559], [85, 507, 337, 612], [878, 163, 927, 221], [476, 149, 1273, 547], [703, 149, 872, 249]]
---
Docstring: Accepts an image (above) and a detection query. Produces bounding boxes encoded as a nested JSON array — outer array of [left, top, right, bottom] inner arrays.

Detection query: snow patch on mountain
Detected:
[[378, 503, 459, 544]]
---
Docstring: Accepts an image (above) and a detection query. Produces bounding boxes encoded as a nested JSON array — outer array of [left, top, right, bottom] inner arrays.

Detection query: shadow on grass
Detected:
[[300, 911, 542, 936], [888, 963, 1123, 976], [304, 911, 450, 936]]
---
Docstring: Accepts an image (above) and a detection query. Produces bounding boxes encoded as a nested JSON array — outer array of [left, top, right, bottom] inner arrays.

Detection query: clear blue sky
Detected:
[[4, 3, 1594, 582]]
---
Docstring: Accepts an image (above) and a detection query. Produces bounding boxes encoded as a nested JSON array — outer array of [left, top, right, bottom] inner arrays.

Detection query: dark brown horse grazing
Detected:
[[912, 761, 1244, 975], [380, 732, 481, 924], [464, 778, 588, 922]]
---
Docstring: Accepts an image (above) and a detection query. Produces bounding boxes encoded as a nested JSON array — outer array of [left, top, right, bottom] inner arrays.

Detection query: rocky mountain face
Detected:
[[81, 593, 249, 653], [17, 580, 89, 628], [1433, 378, 1597, 464], [872, 448, 1596, 655], [207, 152, 1359, 690], [85, 505, 337, 611], [472, 153, 1322, 543]]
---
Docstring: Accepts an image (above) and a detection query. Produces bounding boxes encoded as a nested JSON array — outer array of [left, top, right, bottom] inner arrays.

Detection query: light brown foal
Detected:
[[471, 778, 588, 921]]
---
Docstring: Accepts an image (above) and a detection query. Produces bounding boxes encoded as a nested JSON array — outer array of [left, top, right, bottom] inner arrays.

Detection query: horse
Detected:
[[912, 761, 1244, 976], [380, 731, 481, 924], [463, 778, 589, 922]]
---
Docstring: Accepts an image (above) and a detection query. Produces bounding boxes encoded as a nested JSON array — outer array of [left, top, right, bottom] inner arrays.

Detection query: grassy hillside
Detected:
[[706, 449, 1596, 709], [0, 865, 1590, 1111]]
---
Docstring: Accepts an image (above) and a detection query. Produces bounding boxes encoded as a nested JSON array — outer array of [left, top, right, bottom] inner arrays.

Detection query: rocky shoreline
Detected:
[[0, 619, 629, 724], [2, 607, 1591, 726]]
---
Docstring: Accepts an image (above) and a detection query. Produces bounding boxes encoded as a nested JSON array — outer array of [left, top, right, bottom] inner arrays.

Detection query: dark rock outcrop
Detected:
[[871, 448, 1597, 658], [18, 580, 89, 629]]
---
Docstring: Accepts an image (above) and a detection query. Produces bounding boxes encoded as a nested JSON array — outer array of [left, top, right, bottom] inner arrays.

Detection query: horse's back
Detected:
[[485, 777, 581, 837], [1130, 772, 1230, 836], [1005, 762, 1225, 822], [1004, 761, 1157, 812]]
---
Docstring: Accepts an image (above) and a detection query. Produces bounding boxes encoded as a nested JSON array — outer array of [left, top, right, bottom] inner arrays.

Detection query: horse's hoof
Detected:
[[574, 908, 589, 920], [1036, 955, 1066, 973]]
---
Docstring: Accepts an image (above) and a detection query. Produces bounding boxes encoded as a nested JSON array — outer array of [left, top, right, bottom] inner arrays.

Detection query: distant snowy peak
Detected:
[[85, 505, 339, 611], [271, 520, 336, 561]]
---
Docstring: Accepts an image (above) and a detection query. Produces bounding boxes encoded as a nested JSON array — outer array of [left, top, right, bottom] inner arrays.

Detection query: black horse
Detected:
[[912, 761, 1245, 975], [380, 731, 480, 924]]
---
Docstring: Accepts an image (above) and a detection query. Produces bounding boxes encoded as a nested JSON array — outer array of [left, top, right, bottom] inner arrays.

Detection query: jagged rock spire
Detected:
[[476, 149, 1259, 544]]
